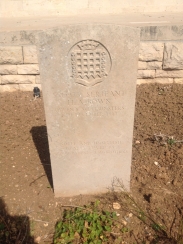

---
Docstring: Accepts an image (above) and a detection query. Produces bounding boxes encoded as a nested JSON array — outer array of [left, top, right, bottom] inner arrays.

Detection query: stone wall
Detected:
[[0, 42, 183, 92], [137, 42, 183, 85], [0, 46, 41, 92], [0, 0, 182, 18]]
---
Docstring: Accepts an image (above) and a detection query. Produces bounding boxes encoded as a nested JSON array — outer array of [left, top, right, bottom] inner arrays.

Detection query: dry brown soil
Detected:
[[0, 83, 183, 243]]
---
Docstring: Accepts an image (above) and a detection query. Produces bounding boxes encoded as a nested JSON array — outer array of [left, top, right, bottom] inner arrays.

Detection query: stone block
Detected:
[[1, 75, 35, 84], [0, 84, 19, 92], [163, 42, 183, 70], [35, 75, 41, 84], [156, 70, 183, 78], [19, 84, 41, 91], [136, 79, 154, 85], [39, 25, 140, 197], [23, 46, 38, 64], [139, 42, 164, 61], [137, 70, 155, 79], [17, 64, 39, 74], [138, 61, 147, 70], [0, 46, 23, 64], [147, 61, 162, 70], [137, 78, 173, 85], [174, 78, 183, 84], [0, 65, 17, 74], [155, 78, 174, 83]]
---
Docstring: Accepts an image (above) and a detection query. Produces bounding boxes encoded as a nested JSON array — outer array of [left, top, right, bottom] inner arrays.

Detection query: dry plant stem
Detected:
[[20, 219, 28, 244], [154, 133, 183, 144], [15, 206, 34, 243], [0, 215, 11, 233], [112, 180, 168, 236], [15, 216, 28, 244], [33, 219, 49, 223], [60, 204, 86, 209]]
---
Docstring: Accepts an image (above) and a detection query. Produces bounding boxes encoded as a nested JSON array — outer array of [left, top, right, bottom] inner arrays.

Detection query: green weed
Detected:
[[54, 201, 118, 244]]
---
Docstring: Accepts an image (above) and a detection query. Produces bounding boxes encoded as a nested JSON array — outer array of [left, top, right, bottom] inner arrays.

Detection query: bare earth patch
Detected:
[[0, 83, 183, 243]]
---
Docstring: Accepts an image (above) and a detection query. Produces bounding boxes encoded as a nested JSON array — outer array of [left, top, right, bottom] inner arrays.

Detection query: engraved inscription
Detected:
[[55, 89, 124, 118], [60, 141, 125, 154], [68, 40, 111, 87]]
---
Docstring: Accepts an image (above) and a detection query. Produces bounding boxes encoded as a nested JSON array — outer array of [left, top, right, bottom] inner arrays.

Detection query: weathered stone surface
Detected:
[[39, 25, 140, 197], [147, 61, 162, 70], [139, 42, 164, 61], [137, 78, 173, 85], [155, 78, 174, 83], [17, 64, 39, 74], [19, 84, 41, 91], [23, 46, 38, 64], [35, 75, 41, 84], [174, 78, 183, 84], [0, 84, 19, 92], [138, 61, 147, 70], [136, 79, 154, 85], [137, 70, 155, 79], [1, 75, 35, 84], [0, 46, 23, 64], [156, 70, 183, 78], [0, 65, 17, 74], [163, 42, 183, 70]]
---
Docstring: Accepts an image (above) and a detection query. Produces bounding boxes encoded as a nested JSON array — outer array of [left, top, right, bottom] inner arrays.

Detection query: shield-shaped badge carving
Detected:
[[68, 40, 111, 87]]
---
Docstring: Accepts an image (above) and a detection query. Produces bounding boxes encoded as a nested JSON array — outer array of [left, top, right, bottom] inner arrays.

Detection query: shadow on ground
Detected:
[[0, 198, 35, 244], [30, 126, 53, 188]]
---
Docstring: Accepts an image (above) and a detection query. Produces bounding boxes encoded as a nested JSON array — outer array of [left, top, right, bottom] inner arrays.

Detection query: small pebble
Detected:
[[122, 220, 127, 226], [113, 202, 121, 210], [135, 140, 140, 144]]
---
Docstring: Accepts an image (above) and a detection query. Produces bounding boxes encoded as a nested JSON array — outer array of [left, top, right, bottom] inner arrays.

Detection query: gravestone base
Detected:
[[38, 25, 140, 197]]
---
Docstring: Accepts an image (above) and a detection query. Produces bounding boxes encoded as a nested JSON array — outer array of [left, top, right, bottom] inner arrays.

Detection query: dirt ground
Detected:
[[0, 83, 183, 243]]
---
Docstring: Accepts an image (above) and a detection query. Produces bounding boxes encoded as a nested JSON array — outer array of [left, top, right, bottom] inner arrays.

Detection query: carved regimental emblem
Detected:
[[68, 40, 111, 87]]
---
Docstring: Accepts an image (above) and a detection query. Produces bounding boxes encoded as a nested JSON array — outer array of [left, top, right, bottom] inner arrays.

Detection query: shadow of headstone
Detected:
[[30, 126, 53, 188], [0, 198, 35, 243]]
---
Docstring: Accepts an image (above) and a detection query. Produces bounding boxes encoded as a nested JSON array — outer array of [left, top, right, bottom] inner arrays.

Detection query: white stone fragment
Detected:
[[113, 202, 121, 210], [156, 70, 183, 78], [17, 64, 39, 74], [1, 75, 35, 84], [135, 140, 140, 144], [163, 42, 183, 70], [0, 65, 17, 74], [154, 161, 161, 167], [139, 42, 164, 62], [137, 70, 155, 79], [23, 46, 38, 64], [0, 46, 23, 64]]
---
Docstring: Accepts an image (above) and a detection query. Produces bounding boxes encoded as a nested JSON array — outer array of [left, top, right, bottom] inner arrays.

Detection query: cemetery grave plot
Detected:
[[0, 83, 183, 243]]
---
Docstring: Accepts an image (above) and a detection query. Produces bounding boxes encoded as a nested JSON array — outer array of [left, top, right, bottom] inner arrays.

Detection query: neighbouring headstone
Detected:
[[38, 25, 140, 197]]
